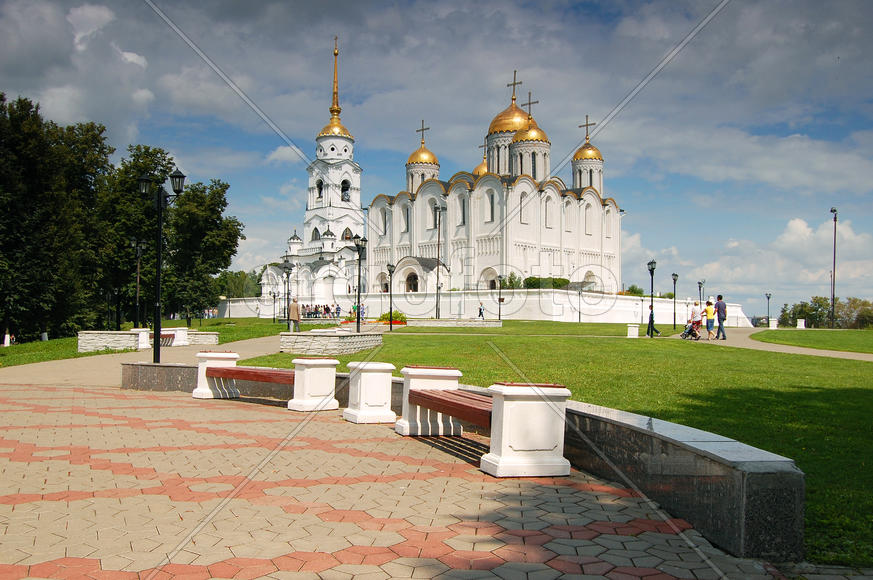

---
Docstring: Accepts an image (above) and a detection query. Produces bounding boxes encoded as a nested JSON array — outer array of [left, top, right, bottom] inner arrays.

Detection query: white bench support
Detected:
[[480, 383, 572, 477], [193, 352, 240, 399], [769, 318, 778, 329], [395, 366, 464, 436], [627, 323, 639, 338], [288, 358, 340, 411], [343, 362, 397, 424], [133, 328, 151, 350]]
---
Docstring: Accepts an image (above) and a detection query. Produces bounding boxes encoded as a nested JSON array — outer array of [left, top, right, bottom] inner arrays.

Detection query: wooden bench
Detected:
[[205, 366, 294, 385], [407, 388, 492, 429], [396, 365, 572, 477]]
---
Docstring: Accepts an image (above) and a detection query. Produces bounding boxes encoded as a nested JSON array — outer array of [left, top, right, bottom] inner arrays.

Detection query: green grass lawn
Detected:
[[751, 328, 873, 354], [244, 333, 872, 567], [394, 320, 630, 336], [0, 337, 127, 367]]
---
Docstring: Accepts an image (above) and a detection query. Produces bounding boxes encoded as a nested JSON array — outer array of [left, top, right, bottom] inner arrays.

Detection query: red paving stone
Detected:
[[0, 380, 783, 579]]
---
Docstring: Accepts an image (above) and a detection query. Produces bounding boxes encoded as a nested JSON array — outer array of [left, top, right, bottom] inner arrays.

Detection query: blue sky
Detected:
[[3, 0, 872, 317]]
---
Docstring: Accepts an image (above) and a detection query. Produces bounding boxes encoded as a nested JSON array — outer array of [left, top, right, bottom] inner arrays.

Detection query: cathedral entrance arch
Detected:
[[479, 267, 498, 290], [405, 273, 419, 293], [312, 275, 337, 303], [582, 270, 597, 291]]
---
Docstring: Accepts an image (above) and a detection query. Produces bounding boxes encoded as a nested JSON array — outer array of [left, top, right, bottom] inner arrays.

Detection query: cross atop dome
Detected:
[[507, 70, 522, 103]]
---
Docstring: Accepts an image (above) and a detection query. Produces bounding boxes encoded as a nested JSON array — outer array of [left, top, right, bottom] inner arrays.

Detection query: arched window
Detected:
[[519, 192, 529, 224], [531, 152, 537, 180], [316, 179, 323, 198], [564, 202, 573, 232], [487, 191, 495, 222], [431, 200, 439, 229], [584, 203, 592, 235], [605, 209, 612, 238], [518, 153, 523, 175], [380, 208, 388, 235], [341, 180, 350, 201], [588, 169, 593, 188], [311, 228, 321, 242], [544, 197, 553, 229], [342, 227, 353, 240], [405, 272, 419, 292], [402, 205, 410, 232], [459, 196, 466, 226]]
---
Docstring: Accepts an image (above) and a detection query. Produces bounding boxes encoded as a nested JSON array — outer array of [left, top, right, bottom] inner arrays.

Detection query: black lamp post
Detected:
[[139, 168, 185, 364], [130, 239, 147, 328], [765, 292, 772, 326], [671, 272, 678, 329], [830, 207, 837, 328], [435, 203, 446, 319], [280, 255, 294, 332], [353, 234, 367, 333], [647, 259, 656, 338], [269, 291, 276, 323], [697, 280, 703, 303], [497, 274, 505, 321], [387, 262, 396, 331]]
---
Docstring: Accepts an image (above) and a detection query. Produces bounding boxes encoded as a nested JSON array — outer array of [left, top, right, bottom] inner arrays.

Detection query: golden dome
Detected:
[[318, 116, 354, 140], [407, 140, 439, 165], [473, 154, 487, 176], [573, 138, 603, 161], [488, 99, 539, 135], [512, 116, 550, 143]]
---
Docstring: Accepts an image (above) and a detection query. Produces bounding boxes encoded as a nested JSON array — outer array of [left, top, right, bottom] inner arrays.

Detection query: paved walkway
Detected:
[[0, 336, 869, 579]]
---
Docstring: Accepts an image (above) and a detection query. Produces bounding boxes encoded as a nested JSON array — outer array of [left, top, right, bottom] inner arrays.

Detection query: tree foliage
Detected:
[[0, 94, 246, 338], [523, 276, 570, 289], [623, 284, 645, 296], [778, 296, 873, 329]]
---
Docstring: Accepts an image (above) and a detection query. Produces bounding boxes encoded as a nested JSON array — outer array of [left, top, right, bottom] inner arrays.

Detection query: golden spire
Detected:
[[330, 36, 341, 117], [317, 36, 353, 140]]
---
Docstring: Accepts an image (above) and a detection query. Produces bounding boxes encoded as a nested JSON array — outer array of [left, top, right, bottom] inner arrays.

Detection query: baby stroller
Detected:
[[680, 320, 702, 340]]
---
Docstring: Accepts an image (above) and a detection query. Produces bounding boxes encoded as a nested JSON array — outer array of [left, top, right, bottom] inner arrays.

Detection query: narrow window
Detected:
[[403, 205, 410, 233], [588, 169, 593, 188], [585, 204, 592, 235], [459, 197, 466, 225], [488, 192, 495, 222], [316, 180, 323, 198], [341, 180, 350, 201], [531, 152, 537, 180], [342, 227, 352, 240], [311, 228, 321, 242], [520, 192, 528, 224]]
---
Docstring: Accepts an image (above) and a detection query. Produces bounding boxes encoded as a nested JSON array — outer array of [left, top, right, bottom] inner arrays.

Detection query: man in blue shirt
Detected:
[[715, 295, 727, 340]]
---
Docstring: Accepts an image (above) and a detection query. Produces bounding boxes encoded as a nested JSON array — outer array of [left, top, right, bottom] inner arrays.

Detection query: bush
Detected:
[[624, 284, 645, 296], [378, 310, 407, 323], [523, 276, 570, 289]]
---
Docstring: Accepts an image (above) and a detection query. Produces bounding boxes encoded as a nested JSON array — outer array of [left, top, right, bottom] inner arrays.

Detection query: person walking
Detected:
[[704, 300, 716, 340], [289, 297, 302, 332], [646, 304, 660, 337], [690, 301, 702, 340], [478, 302, 485, 319], [715, 295, 727, 340]]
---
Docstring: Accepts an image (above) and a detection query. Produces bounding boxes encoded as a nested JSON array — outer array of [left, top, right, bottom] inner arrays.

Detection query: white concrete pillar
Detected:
[[769, 318, 778, 330], [395, 366, 463, 436], [173, 327, 189, 346], [627, 323, 639, 338], [796, 319, 805, 329], [133, 328, 151, 350], [193, 351, 240, 399], [343, 362, 397, 424], [480, 383, 572, 477], [288, 358, 340, 411]]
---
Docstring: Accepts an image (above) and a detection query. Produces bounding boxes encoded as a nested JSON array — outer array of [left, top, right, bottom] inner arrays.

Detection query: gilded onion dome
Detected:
[[407, 139, 439, 165], [512, 115, 550, 143], [473, 153, 487, 176], [489, 100, 540, 135], [573, 137, 603, 161], [317, 39, 354, 141]]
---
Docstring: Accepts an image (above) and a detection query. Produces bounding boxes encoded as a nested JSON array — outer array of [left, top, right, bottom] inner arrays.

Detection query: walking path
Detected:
[[0, 334, 870, 579]]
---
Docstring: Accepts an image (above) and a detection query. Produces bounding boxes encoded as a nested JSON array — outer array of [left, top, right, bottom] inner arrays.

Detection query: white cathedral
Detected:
[[261, 42, 623, 318]]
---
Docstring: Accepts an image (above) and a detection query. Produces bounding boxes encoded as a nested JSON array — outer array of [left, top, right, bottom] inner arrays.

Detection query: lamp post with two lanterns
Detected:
[[280, 254, 294, 332], [671, 272, 678, 329], [646, 259, 656, 338], [353, 235, 367, 333], [387, 263, 396, 331], [138, 168, 186, 364], [765, 292, 772, 326], [830, 207, 837, 328]]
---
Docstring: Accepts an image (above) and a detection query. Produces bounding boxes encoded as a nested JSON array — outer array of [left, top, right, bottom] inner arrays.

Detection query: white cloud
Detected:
[[266, 145, 307, 165], [111, 43, 147, 68], [66, 4, 114, 51]]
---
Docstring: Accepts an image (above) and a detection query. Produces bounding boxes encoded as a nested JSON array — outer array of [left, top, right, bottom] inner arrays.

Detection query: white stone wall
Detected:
[[77, 331, 141, 353], [279, 332, 382, 355], [187, 331, 219, 345]]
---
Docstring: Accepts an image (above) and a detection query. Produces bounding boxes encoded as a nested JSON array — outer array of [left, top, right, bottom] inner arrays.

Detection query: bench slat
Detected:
[[206, 366, 295, 385], [408, 389, 492, 429]]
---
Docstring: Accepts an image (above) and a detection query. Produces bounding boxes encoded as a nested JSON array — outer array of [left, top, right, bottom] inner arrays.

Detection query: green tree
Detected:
[[499, 272, 523, 289], [625, 284, 645, 296], [164, 179, 245, 325], [217, 269, 262, 298]]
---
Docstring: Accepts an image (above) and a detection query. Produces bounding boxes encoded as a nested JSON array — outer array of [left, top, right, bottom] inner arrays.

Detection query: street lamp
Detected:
[[269, 291, 276, 323], [697, 280, 704, 303], [387, 263, 396, 331], [497, 274, 505, 321], [435, 203, 446, 319], [765, 292, 772, 326], [830, 207, 837, 328], [671, 273, 678, 330], [353, 234, 367, 333], [280, 255, 294, 332], [139, 168, 185, 364], [130, 239, 147, 328], [647, 259, 656, 338]]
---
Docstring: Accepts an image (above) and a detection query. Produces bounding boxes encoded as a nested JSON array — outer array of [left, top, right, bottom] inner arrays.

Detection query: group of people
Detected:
[[647, 295, 728, 340], [300, 303, 341, 319]]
